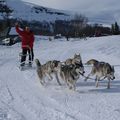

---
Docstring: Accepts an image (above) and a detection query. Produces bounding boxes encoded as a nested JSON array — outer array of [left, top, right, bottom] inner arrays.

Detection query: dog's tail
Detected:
[[35, 59, 41, 68], [35, 59, 44, 82]]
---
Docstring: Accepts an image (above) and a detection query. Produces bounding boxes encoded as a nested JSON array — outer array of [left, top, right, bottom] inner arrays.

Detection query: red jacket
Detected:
[[16, 25, 34, 49]]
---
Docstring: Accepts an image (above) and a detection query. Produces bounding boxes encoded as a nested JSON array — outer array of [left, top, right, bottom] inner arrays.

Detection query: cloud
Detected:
[[21, 0, 120, 24], [22, 0, 119, 12]]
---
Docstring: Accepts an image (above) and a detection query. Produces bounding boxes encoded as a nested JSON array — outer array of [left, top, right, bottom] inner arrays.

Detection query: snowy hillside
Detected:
[[6, 0, 72, 22], [0, 35, 120, 120]]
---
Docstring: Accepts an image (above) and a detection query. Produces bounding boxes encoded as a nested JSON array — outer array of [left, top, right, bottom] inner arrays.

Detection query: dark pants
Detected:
[[21, 48, 34, 66]]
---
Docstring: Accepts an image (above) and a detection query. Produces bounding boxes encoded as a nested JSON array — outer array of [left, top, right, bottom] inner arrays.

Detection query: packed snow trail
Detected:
[[0, 36, 120, 120]]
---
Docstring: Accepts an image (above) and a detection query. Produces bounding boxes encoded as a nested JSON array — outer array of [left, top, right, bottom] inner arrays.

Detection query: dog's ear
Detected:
[[79, 53, 82, 58], [78, 53, 81, 57], [74, 53, 77, 57]]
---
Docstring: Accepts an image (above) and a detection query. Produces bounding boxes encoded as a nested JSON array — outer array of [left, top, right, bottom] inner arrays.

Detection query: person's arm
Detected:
[[15, 23, 24, 36]]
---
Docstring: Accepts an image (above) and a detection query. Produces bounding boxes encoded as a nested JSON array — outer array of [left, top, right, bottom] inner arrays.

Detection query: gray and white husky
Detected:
[[84, 59, 115, 89], [56, 63, 82, 90], [35, 59, 61, 85], [65, 53, 85, 75]]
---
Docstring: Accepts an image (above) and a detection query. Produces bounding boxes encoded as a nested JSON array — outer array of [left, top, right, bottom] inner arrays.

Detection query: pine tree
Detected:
[[0, 0, 13, 37], [0, 0, 13, 18], [114, 22, 119, 35], [111, 22, 120, 35], [111, 24, 115, 35]]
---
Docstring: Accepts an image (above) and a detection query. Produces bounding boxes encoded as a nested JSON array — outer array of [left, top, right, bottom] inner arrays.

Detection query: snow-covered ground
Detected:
[[0, 35, 120, 120]]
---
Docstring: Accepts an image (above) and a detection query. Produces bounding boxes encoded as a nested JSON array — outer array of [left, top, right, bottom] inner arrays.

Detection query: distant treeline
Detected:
[[11, 20, 119, 37], [0, 18, 120, 38], [0, 0, 120, 38]]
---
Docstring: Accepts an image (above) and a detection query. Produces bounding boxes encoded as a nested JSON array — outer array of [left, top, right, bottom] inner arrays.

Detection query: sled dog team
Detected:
[[35, 54, 115, 90]]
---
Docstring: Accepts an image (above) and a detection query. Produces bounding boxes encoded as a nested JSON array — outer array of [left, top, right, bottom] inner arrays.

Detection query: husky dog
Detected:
[[57, 63, 81, 90], [35, 59, 60, 85], [65, 53, 85, 75], [84, 59, 115, 89], [65, 53, 82, 65]]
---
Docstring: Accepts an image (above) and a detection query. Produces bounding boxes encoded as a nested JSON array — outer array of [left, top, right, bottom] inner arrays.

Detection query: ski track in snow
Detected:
[[0, 36, 120, 120]]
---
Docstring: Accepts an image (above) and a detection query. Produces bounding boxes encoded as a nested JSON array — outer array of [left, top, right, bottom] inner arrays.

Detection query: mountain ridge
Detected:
[[6, 0, 72, 22]]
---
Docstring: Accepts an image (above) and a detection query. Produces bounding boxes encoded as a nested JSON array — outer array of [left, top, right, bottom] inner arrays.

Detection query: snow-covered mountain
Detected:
[[6, 0, 72, 22], [4, 0, 119, 26]]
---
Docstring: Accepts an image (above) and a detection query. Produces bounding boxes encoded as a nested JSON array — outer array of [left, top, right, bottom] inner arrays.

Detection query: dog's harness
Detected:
[[81, 74, 106, 81]]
